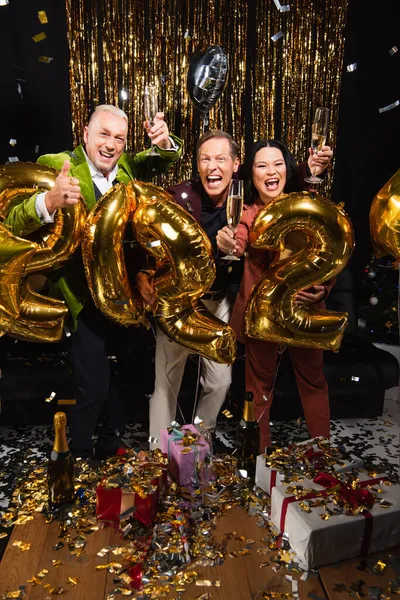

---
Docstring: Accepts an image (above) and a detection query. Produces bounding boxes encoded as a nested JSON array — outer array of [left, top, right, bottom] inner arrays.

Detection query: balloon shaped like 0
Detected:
[[82, 183, 146, 327], [370, 169, 400, 260], [128, 179, 236, 364], [187, 45, 229, 113], [245, 192, 354, 351], [0, 162, 87, 341]]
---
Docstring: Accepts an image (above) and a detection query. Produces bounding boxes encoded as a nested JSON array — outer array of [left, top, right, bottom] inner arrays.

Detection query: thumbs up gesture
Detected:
[[44, 160, 81, 214]]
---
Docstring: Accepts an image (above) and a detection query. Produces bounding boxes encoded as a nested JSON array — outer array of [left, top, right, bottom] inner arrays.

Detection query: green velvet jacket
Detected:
[[4, 138, 182, 330]]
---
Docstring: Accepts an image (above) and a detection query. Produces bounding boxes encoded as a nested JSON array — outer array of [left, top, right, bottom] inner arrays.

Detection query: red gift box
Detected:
[[96, 457, 167, 526]]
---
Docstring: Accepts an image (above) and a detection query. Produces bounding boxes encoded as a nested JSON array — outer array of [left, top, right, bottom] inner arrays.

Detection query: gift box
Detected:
[[160, 424, 213, 493], [96, 452, 167, 526], [255, 437, 364, 496], [270, 470, 400, 570]]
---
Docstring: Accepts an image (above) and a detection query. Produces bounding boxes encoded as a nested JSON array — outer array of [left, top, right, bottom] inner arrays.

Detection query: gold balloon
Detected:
[[370, 169, 400, 259], [82, 182, 146, 327], [6, 278, 68, 343], [0, 162, 87, 342], [245, 192, 354, 351], [128, 179, 236, 364], [0, 223, 37, 322], [0, 162, 87, 272], [130, 180, 215, 298], [156, 298, 236, 365]]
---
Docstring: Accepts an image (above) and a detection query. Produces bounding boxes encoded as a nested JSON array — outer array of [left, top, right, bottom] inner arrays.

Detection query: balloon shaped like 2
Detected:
[[82, 182, 146, 328], [187, 45, 229, 114], [0, 224, 36, 326], [128, 179, 236, 365], [0, 163, 87, 342], [245, 192, 355, 351], [370, 169, 400, 260]]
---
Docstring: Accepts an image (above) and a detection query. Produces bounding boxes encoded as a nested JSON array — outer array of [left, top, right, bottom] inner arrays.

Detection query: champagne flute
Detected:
[[144, 84, 159, 156], [304, 107, 329, 184], [221, 179, 244, 261], [194, 445, 213, 506]]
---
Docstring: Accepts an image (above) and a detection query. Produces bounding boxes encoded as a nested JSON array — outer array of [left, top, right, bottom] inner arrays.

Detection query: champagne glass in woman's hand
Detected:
[[305, 107, 329, 185], [221, 179, 244, 261], [144, 84, 159, 156]]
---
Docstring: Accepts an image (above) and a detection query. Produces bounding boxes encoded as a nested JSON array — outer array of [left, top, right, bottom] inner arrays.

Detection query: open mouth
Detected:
[[206, 175, 222, 188], [264, 178, 280, 191], [99, 151, 114, 160]]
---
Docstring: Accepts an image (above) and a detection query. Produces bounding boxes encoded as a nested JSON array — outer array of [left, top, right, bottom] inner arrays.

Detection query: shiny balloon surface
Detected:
[[187, 45, 229, 113], [129, 179, 236, 364], [82, 182, 146, 327], [245, 192, 354, 350], [0, 163, 86, 342], [370, 169, 400, 260]]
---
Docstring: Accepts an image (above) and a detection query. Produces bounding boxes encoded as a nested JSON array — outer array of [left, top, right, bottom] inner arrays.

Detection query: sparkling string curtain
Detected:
[[66, 0, 348, 193]]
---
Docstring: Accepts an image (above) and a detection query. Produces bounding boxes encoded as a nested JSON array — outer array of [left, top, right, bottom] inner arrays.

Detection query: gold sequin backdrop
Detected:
[[66, 0, 348, 193]]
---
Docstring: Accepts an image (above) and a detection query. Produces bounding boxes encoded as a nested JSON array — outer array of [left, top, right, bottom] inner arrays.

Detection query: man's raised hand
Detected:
[[45, 160, 81, 214]]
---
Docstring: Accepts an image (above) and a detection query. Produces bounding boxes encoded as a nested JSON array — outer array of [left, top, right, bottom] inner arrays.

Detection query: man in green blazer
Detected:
[[4, 104, 183, 459]]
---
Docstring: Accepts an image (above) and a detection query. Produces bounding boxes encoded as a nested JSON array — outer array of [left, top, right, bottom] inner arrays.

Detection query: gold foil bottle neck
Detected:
[[53, 411, 69, 454], [242, 394, 256, 423]]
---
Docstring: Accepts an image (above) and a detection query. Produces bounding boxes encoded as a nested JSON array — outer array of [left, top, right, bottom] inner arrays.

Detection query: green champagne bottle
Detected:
[[237, 391, 260, 479], [47, 412, 75, 511]]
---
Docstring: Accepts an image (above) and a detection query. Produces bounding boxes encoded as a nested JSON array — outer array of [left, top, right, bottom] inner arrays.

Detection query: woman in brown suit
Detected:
[[217, 139, 334, 452]]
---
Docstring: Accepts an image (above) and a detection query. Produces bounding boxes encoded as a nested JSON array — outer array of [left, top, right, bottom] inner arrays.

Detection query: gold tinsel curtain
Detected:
[[66, 0, 348, 194]]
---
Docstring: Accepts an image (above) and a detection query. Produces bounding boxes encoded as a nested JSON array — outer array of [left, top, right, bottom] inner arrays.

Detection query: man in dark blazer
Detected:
[[137, 130, 332, 449]]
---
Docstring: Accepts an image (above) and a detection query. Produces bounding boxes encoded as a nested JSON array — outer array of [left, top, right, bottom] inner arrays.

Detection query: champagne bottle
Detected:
[[237, 392, 260, 479], [47, 412, 75, 511]]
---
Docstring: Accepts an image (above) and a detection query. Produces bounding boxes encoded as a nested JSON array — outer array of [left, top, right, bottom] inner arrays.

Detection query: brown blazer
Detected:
[[230, 199, 335, 343]]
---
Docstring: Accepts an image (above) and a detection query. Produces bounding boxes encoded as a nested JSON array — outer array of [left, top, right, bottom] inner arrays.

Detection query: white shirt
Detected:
[[35, 140, 177, 223]]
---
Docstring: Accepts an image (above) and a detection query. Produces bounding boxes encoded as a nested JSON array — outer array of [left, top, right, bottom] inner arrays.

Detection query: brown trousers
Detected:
[[245, 338, 331, 453]]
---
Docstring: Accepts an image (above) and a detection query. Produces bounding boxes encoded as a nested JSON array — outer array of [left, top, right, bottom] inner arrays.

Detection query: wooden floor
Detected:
[[0, 508, 399, 599]]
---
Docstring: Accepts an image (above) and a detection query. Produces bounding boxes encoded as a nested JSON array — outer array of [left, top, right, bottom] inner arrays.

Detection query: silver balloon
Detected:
[[187, 45, 229, 114]]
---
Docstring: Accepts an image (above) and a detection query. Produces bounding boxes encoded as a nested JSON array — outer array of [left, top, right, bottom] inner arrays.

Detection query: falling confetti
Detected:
[[32, 32, 46, 42], [378, 100, 399, 114], [271, 31, 284, 43], [347, 62, 357, 72], [45, 391, 56, 403], [38, 10, 48, 24]]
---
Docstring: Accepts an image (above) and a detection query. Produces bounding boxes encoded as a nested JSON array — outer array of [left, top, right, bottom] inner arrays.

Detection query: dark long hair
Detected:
[[243, 139, 297, 205]]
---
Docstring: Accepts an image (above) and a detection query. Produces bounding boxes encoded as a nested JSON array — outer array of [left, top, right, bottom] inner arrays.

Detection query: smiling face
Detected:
[[252, 146, 287, 205], [83, 110, 128, 178], [197, 137, 240, 206]]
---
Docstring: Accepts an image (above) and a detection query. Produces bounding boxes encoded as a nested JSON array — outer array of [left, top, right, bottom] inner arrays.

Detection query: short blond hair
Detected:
[[89, 104, 128, 125], [196, 130, 238, 160]]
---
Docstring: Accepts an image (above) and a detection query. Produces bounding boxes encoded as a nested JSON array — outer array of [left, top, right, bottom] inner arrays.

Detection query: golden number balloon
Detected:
[[370, 169, 400, 259], [0, 223, 37, 330], [245, 192, 354, 351], [10, 278, 69, 343], [82, 182, 146, 327], [0, 162, 87, 342], [128, 179, 236, 364]]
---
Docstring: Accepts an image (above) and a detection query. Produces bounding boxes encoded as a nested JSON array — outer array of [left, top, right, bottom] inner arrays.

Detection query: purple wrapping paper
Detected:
[[160, 424, 213, 493]]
